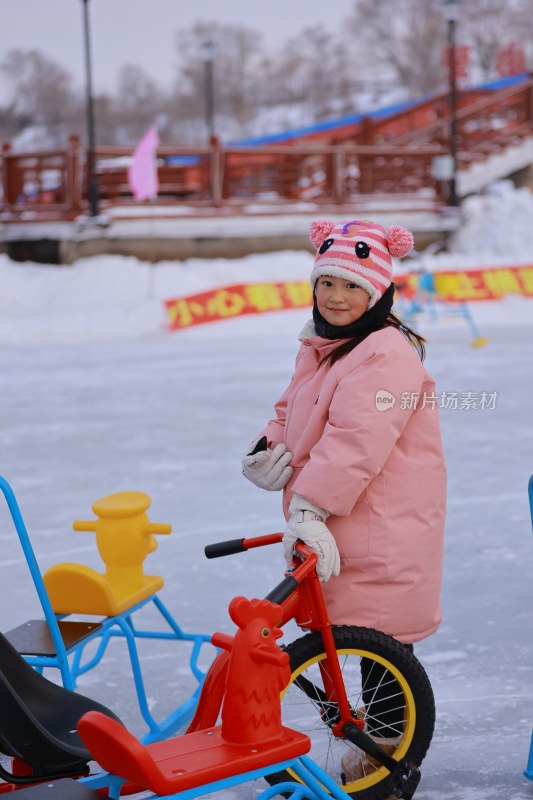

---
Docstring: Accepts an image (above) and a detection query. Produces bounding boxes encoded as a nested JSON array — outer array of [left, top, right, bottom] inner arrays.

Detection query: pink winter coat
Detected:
[[260, 321, 446, 643]]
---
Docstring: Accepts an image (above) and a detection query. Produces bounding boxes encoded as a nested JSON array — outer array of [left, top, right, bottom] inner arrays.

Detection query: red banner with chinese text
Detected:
[[433, 266, 533, 301], [165, 281, 313, 330], [164, 265, 533, 331]]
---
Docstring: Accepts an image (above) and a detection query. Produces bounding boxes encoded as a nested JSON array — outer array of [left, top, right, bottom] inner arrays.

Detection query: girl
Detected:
[[242, 218, 446, 783]]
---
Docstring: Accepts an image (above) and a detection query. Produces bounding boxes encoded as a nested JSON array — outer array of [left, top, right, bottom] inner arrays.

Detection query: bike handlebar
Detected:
[[204, 533, 318, 606], [204, 538, 246, 558], [204, 532, 283, 559]]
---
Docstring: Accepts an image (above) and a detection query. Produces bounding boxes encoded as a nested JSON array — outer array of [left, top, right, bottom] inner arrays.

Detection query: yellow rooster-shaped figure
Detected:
[[43, 491, 172, 617], [212, 596, 290, 747]]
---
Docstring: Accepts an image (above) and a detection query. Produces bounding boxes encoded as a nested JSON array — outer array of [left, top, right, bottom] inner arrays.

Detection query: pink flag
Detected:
[[128, 126, 160, 201]]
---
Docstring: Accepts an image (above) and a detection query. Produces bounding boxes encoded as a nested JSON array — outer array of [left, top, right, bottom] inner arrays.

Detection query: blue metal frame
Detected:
[[81, 753, 351, 800], [529, 475, 533, 531], [523, 475, 533, 779], [397, 270, 483, 341], [0, 475, 213, 743]]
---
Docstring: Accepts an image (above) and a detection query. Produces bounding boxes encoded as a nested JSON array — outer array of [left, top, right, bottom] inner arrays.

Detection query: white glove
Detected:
[[283, 494, 340, 583], [241, 439, 293, 491]]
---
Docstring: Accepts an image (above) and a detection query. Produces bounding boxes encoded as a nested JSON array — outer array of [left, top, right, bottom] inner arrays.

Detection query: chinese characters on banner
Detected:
[[164, 265, 533, 331], [165, 281, 313, 330], [433, 266, 533, 301]]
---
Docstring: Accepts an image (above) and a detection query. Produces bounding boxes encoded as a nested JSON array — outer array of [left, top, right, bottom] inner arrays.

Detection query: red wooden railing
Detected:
[[0, 138, 447, 221], [1, 138, 84, 220], [1, 76, 532, 222], [378, 77, 533, 168], [287, 85, 500, 146]]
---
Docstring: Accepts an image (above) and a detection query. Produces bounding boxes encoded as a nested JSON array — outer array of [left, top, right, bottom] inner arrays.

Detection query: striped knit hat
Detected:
[[309, 219, 414, 309]]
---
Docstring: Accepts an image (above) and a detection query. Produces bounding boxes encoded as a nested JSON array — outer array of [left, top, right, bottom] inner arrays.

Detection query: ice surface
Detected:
[[0, 186, 533, 799]]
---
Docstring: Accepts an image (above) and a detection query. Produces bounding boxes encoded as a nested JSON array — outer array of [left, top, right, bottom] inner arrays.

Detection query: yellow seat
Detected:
[[43, 491, 171, 617], [44, 564, 164, 617]]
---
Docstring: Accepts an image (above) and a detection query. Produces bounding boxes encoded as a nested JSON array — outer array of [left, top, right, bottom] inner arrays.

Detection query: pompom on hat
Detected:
[[309, 219, 414, 308]]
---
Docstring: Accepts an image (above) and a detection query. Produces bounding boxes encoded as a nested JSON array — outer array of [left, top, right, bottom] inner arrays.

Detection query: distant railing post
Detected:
[[526, 82, 533, 125], [358, 152, 373, 194], [67, 135, 84, 216], [333, 148, 346, 205], [359, 116, 374, 145], [1, 142, 24, 210], [1, 142, 11, 210], [210, 135, 222, 208]]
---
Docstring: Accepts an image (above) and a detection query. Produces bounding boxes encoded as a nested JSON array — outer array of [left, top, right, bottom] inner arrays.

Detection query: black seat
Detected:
[[0, 631, 123, 785]]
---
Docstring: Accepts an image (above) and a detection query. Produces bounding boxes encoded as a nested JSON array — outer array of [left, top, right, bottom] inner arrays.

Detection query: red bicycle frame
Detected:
[[186, 533, 422, 797], [187, 533, 362, 739]]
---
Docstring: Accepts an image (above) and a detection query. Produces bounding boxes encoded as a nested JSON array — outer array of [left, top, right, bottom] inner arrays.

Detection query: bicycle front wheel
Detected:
[[268, 625, 435, 800]]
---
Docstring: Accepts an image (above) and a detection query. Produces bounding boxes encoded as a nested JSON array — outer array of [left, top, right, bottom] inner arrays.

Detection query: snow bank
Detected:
[[1, 182, 532, 343], [449, 180, 533, 258]]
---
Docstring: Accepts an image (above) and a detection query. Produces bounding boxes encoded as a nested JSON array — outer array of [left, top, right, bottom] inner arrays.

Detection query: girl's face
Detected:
[[315, 276, 370, 326]]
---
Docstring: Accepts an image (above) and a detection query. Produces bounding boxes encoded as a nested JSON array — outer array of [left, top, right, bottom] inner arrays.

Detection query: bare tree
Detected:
[[89, 93, 118, 145], [345, 0, 449, 96], [173, 21, 264, 139], [460, 0, 532, 81], [265, 26, 360, 121], [112, 64, 168, 144], [2, 2, 532, 150], [1, 48, 80, 135], [346, 0, 532, 95]]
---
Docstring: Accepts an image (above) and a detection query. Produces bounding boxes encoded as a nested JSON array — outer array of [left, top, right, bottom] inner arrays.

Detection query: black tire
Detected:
[[266, 626, 435, 800]]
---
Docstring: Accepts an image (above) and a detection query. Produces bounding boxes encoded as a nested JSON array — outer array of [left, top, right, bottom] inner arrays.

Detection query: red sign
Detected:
[[433, 266, 533, 301], [443, 45, 470, 81], [165, 281, 312, 330], [396, 266, 533, 302], [164, 266, 533, 331], [495, 43, 526, 78]]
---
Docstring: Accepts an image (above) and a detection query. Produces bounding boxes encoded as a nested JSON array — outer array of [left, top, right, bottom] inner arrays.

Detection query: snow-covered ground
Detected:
[[1, 185, 533, 799]]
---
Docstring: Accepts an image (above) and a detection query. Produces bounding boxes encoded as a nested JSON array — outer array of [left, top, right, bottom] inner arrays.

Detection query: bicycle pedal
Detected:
[[391, 760, 421, 800]]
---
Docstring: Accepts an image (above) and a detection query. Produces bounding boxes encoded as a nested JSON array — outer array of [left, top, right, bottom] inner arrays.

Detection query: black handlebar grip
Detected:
[[265, 575, 299, 605], [205, 538, 246, 559]]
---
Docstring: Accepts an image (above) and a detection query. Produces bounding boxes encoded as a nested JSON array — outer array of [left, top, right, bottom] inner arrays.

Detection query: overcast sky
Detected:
[[1, 0, 357, 101]]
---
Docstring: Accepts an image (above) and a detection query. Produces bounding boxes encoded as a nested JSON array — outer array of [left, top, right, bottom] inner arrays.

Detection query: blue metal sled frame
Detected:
[[0, 475, 213, 744]]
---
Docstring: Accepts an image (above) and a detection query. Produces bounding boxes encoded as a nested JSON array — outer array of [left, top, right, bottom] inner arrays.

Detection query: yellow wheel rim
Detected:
[[280, 646, 418, 794]]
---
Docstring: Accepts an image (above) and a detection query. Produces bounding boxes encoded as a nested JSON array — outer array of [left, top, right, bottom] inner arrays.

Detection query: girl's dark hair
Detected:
[[320, 313, 426, 367]]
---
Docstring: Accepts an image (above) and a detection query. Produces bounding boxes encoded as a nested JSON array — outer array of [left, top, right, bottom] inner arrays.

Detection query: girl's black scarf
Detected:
[[312, 283, 395, 340]]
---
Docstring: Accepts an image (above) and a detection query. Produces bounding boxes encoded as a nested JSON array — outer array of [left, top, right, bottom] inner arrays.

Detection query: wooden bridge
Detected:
[[1, 74, 532, 224], [0, 75, 532, 263]]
